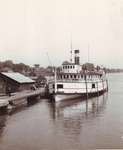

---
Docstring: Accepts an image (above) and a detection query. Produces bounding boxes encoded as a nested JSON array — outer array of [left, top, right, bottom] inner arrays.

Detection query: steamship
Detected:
[[48, 50, 108, 102]]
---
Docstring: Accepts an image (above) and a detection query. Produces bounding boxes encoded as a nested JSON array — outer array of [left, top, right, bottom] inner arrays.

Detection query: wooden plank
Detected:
[[6, 88, 45, 102]]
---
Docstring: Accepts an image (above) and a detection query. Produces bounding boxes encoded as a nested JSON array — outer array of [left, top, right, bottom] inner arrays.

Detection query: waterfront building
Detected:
[[0, 72, 35, 95]]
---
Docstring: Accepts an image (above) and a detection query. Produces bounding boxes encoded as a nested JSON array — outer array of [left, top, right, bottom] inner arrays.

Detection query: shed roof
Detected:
[[1, 72, 35, 84]]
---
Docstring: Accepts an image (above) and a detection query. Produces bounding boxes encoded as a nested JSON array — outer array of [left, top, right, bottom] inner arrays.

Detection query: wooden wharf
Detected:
[[0, 88, 46, 112]]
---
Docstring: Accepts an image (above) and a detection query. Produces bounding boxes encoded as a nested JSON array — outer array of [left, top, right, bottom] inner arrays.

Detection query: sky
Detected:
[[0, 0, 123, 68]]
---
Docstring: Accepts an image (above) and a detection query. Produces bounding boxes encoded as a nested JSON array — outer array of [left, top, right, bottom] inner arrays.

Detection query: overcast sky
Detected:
[[0, 0, 123, 68]]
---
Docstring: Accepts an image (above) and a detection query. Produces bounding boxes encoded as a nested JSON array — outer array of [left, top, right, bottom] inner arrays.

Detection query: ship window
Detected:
[[57, 84, 63, 88], [81, 75, 83, 78], [70, 66, 72, 69], [73, 66, 75, 69], [68, 66, 69, 69], [92, 83, 95, 88], [74, 75, 76, 79], [53, 84, 55, 88]]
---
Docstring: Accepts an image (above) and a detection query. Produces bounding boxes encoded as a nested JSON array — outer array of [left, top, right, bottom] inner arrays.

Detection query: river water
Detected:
[[0, 73, 123, 150]]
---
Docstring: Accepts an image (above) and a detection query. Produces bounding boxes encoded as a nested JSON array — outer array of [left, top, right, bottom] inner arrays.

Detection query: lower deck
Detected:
[[50, 89, 107, 102], [48, 79, 108, 95]]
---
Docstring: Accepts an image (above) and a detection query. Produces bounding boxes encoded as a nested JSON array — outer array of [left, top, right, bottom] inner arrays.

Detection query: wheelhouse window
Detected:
[[92, 83, 95, 88], [57, 84, 63, 88], [74, 75, 76, 79]]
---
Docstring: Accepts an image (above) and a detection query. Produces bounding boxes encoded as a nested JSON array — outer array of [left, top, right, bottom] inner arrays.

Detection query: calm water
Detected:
[[0, 73, 123, 150]]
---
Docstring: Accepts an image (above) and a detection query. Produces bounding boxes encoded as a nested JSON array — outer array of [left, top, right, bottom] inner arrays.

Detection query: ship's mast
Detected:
[[54, 67, 57, 93], [70, 35, 73, 63], [88, 44, 90, 63]]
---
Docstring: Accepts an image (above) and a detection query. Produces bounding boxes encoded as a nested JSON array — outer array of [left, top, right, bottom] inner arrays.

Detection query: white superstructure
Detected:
[[48, 50, 108, 102]]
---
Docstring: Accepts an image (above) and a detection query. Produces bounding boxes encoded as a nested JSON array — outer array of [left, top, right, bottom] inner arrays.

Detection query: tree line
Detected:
[[0, 60, 31, 73]]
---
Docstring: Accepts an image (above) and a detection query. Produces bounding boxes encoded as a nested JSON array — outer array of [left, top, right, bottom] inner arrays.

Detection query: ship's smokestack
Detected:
[[74, 50, 80, 65]]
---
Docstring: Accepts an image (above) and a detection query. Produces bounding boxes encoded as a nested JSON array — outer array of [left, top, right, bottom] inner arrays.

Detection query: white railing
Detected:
[[56, 78, 105, 83]]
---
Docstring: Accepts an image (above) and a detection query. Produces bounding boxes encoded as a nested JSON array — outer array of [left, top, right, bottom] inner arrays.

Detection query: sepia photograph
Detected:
[[0, 0, 123, 150]]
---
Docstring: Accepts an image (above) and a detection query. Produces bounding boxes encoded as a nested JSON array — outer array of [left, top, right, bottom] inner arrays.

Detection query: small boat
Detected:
[[48, 50, 108, 102]]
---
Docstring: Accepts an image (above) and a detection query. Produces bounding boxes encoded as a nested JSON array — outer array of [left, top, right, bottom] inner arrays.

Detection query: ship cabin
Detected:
[[56, 50, 103, 82], [56, 49, 104, 82], [57, 62, 103, 82]]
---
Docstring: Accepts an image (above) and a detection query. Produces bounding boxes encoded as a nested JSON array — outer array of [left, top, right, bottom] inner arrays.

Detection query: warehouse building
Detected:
[[0, 72, 35, 95]]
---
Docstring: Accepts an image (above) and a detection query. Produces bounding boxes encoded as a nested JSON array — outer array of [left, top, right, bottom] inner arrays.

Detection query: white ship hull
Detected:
[[51, 89, 107, 102], [49, 79, 108, 102], [53, 94, 82, 102]]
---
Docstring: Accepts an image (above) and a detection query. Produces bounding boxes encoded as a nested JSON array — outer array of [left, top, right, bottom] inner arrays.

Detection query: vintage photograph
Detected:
[[0, 0, 123, 150]]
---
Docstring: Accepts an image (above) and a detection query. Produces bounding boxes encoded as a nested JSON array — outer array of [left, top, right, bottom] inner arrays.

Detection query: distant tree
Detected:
[[0, 60, 32, 74], [13, 63, 30, 73], [3, 60, 13, 68], [56, 67, 62, 73], [96, 65, 100, 71], [47, 66, 55, 72], [82, 63, 94, 71], [35, 75, 46, 87], [103, 67, 107, 73], [0, 62, 3, 71], [82, 64, 87, 71], [29, 71, 36, 77]]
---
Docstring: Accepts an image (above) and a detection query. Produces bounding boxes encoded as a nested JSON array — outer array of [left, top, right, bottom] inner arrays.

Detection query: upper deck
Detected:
[[54, 49, 106, 82], [61, 61, 82, 73]]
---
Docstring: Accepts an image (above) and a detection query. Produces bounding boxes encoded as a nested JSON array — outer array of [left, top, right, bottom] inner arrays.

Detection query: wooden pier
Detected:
[[0, 88, 46, 112]]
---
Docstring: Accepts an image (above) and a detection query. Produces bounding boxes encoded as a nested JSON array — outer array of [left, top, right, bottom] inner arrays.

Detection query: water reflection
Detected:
[[0, 93, 108, 150], [49, 93, 108, 120], [0, 115, 7, 137], [47, 93, 108, 148]]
